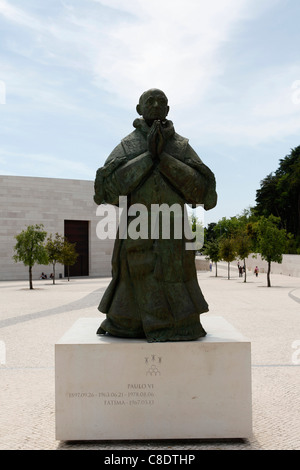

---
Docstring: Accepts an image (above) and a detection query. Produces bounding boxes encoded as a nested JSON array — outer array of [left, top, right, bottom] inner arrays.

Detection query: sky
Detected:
[[1, 0, 300, 226]]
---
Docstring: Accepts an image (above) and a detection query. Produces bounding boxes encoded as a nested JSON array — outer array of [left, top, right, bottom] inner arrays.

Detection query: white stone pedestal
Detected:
[[55, 316, 252, 441]]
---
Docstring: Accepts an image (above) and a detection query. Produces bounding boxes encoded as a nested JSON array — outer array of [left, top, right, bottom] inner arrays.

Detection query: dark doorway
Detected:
[[64, 220, 89, 277]]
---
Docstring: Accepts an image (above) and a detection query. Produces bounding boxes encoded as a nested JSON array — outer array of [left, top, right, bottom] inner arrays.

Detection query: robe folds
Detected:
[[94, 118, 217, 342]]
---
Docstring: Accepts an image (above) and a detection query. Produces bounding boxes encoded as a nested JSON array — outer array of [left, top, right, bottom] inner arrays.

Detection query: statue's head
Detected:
[[136, 88, 169, 125]]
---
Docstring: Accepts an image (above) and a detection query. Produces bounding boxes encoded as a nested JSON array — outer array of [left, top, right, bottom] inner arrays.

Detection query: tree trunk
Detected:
[[215, 262, 218, 277], [29, 265, 33, 290], [228, 262, 230, 279], [53, 262, 56, 285], [68, 265, 70, 282], [244, 259, 247, 283], [267, 261, 271, 287]]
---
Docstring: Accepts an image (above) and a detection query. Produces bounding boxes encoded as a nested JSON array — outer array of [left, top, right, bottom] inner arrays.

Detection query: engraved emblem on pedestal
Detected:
[[145, 354, 162, 376]]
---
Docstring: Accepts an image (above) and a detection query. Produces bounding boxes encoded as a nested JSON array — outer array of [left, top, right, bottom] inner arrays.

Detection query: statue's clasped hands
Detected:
[[147, 120, 165, 160]]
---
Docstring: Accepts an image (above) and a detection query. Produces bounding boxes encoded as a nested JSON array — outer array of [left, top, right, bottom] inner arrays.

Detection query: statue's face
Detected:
[[137, 89, 169, 123]]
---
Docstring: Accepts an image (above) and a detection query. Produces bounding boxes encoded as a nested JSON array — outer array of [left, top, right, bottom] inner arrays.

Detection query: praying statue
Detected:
[[94, 88, 217, 342]]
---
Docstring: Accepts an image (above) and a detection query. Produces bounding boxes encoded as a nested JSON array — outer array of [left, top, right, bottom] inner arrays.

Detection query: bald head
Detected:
[[136, 89, 169, 125], [138, 88, 168, 106]]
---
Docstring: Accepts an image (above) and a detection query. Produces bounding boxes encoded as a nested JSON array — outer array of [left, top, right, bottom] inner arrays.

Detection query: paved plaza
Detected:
[[0, 263, 299, 450]]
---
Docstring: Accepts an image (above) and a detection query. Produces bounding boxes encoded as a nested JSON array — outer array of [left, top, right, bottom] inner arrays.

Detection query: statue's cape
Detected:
[[104, 118, 189, 171], [96, 118, 217, 314], [94, 118, 216, 210]]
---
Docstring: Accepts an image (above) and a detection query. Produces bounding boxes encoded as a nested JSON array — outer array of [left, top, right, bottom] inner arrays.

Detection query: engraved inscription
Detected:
[[66, 383, 156, 406]]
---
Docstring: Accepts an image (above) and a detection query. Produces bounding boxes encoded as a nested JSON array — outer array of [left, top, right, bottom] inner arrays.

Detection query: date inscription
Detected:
[[67, 383, 156, 406]]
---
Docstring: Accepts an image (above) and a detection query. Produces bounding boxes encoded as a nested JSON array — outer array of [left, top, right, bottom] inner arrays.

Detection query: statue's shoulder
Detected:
[[173, 131, 189, 146], [121, 127, 147, 157], [102, 127, 147, 175], [105, 141, 127, 165], [100, 140, 128, 177], [167, 131, 189, 161]]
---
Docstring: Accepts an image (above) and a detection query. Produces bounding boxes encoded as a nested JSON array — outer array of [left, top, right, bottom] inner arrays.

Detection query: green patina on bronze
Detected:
[[94, 89, 217, 342]]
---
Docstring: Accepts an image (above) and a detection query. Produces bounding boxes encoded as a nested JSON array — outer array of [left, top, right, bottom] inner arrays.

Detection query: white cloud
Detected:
[[1, 0, 299, 149], [87, 0, 254, 107], [193, 64, 300, 147], [0, 149, 94, 179], [0, 0, 43, 31], [0, 0, 253, 107]]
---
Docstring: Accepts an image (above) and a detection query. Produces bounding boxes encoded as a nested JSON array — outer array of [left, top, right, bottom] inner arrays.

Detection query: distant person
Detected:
[[254, 266, 259, 277], [239, 265, 243, 277]]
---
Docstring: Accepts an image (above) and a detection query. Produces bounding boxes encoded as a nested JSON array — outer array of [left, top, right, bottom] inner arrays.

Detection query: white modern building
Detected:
[[0, 175, 114, 281], [1, 175, 300, 282]]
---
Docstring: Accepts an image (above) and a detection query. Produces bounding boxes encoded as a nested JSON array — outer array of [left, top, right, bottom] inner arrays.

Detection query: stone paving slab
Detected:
[[0, 267, 299, 450]]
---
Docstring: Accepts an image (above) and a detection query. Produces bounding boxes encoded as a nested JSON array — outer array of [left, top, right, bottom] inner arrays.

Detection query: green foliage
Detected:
[[45, 234, 79, 283], [45, 233, 65, 284], [213, 216, 241, 239], [13, 224, 48, 267], [202, 239, 221, 276], [256, 215, 287, 264], [255, 146, 300, 241], [60, 240, 78, 267], [45, 233, 65, 263], [60, 240, 79, 281], [13, 227, 79, 288], [204, 146, 300, 283], [219, 238, 236, 279], [204, 222, 217, 244], [234, 233, 253, 282], [255, 215, 288, 287], [287, 235, 300, 254], [219, 238, 236, 263], [203, 239, 221, 263], [13, 224, 48, 289]]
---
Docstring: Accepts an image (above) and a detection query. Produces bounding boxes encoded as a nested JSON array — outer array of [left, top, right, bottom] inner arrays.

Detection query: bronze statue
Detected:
[[94, 89, 217, 342]]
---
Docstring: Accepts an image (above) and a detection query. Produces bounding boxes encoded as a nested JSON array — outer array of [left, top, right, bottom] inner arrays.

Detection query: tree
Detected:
[[60, 240, 79, 281], [256, 215, 288, 287], [45, 233, 65, 284], [255, 146, 300, 242], [202, 239, 221, 277], [213, 216, 242, 240], [204, 222, 217, 244], [235, 233, 253, 283], [219, 238, 236, 279], [13, 224, 48, 290]]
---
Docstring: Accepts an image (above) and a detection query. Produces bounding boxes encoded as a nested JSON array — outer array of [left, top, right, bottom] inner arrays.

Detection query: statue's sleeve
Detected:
[[94, 146, 153, 206], [158, 144, 217, 210]]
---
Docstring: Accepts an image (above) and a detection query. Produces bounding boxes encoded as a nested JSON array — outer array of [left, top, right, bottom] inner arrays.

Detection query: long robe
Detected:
[[94, 118, 217, 342]]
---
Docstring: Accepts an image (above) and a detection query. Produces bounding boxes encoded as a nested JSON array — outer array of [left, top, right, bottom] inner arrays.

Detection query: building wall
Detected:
[[195, 257, 209, 271], [0, 175, 114, 281], [244, 253, 300, 277]]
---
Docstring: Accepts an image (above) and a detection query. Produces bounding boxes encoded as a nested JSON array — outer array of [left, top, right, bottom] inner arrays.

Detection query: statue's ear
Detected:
[[136, 104, 142, 116], [166, 105, 170, 116]]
